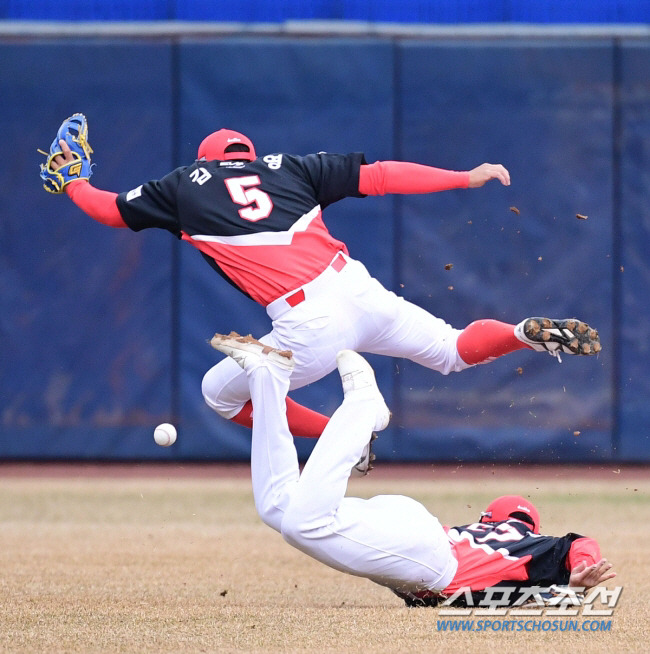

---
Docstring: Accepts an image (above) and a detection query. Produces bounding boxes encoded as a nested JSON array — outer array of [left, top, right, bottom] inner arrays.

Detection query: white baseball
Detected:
[[154, 423, 177, 447]]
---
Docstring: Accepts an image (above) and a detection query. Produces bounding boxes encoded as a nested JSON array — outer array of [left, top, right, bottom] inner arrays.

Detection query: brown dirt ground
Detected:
[[0, 464, 646, 653], [0, 462, 646, 480]]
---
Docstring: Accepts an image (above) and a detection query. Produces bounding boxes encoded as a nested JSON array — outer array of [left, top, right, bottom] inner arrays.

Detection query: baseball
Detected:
[[154, 423, 177, 447]]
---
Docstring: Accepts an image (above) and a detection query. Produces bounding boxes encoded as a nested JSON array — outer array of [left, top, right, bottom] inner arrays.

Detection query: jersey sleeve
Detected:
[[298, 152, 366, 209], [65, 180, 126, 227], [116, 167, 185, 235], [523, 533, 579, 587], [359, 160, 470, 195]]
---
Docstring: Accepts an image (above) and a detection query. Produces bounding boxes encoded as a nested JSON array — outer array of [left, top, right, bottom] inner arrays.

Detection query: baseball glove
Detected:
[[39, 113, 94, 193]]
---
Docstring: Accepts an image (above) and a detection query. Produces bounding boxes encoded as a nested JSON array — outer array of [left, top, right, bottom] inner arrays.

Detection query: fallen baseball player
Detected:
[[209, 332, 616, 608]]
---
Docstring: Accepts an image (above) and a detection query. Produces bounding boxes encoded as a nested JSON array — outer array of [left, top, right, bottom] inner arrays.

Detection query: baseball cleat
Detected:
[[350, 432, 378, 477], [336, 350, 391, 432], [210, 331, 294, 372], [514, 317, 601, 362]]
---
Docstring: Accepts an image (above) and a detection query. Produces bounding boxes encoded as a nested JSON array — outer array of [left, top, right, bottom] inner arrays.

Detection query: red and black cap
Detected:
[[479, 495, 540, 534], [197, 129, 256, 162]]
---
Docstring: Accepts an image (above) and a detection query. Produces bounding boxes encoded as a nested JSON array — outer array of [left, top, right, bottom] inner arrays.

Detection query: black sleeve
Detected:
[[525, 532, 584, 587], [116, 167, 186, 236], [298, 152, 367, 209]]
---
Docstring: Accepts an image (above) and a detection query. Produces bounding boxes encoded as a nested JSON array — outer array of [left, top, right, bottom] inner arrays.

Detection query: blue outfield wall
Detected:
[[1, 36, 649, 463]]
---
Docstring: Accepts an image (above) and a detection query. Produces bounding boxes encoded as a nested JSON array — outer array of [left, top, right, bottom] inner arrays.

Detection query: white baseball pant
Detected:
[[247, 356, 458, 593], [202, 252, 471, 419]]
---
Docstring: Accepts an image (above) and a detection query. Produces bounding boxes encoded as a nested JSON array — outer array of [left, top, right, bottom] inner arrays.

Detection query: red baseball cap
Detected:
[[197, 128, 256, 162], [479, 495, 540, 534]]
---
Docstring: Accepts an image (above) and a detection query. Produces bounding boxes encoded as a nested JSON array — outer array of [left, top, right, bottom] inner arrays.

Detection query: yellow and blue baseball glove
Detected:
[[39, 113, 94, 193]]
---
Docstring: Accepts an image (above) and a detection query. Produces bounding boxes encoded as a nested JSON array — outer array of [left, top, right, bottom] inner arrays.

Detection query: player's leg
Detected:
[[202, 332, 331, 438], [203, 261, 505, 434], [352, 273, 601, 369], [209, 333, 299, 532], [211, 335, 455, 590], [282, 350, 389, 531], [202, 261, 370, 437], [457, 317, 602, 364], [201, 354, 251, 419], [202, 255, 395, 429], [205, 330, 376, 474], [229, 396, 329, 438], [456, 318, 529, 364], [280, 350, 456, 591], [247, 351, 300, 532], [346, 278, 470, 373]]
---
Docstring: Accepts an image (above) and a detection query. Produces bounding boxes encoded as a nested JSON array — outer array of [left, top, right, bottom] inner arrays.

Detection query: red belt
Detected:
[[285, 254, 347, 307]]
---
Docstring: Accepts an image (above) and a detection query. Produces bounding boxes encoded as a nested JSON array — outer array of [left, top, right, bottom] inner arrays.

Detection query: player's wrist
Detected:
[[65, 178, 89, 196]]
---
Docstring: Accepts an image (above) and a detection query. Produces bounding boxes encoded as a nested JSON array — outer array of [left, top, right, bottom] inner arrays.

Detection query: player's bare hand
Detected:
[[50, 139, 75, 171], [569, 558, 616, 590], [468, 163, 511, 188]]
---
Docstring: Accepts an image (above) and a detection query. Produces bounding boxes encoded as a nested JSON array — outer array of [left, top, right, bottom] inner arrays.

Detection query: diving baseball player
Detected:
[[40, 115, 602, 450], [209, 332, 615, 605]]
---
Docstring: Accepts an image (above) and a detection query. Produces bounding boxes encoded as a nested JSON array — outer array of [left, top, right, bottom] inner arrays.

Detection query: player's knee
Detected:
[[201, 367, 243, 419], [438, 329, 472, 374], [280, 502, 318, 548], [279, 509, 306, 548], [254, 498, 283, 533], [201, 374, 229, 418]]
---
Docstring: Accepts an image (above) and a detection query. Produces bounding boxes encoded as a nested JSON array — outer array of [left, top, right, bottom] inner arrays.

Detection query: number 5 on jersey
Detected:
[[225, 175, 274, 222]]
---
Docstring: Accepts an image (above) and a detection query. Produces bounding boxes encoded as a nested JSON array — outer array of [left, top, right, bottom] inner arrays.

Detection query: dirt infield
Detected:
[[0, 464, 646, 653], [0, 461, 647, 480]]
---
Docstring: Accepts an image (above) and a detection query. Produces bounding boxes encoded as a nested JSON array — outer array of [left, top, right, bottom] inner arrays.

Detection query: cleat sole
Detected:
[[517, 317, 601, 358]]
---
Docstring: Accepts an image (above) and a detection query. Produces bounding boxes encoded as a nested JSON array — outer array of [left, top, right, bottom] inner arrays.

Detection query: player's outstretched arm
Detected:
[[569, 558, 617, 590], [467, 162, 510, 188], [50, 139, 126, 228], [358, 160, 509, 196]]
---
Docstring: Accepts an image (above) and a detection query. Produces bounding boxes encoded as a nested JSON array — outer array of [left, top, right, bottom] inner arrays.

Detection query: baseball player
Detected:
[[210, 332, 616, 606], [40, 115, 602, 448]]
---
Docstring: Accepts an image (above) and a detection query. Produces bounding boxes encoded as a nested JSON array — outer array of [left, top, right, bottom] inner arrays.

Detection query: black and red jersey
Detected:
[[394, 519, 600, 607], [116, 152, 366, 305]]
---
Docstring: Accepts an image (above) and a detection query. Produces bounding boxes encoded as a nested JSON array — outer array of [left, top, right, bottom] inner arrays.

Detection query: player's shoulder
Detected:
[[289, 151, 367, 175], [123, 165, 188, 198], [303, 150, 366, 161], [250, 153, 314, 178], [161, 165, 191, 183]]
